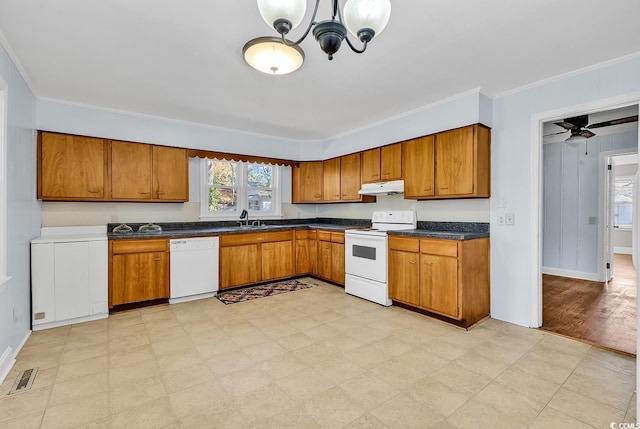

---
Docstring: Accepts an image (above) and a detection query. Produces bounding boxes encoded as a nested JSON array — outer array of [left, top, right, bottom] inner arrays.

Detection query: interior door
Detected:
[[605, 157, 616, 281]]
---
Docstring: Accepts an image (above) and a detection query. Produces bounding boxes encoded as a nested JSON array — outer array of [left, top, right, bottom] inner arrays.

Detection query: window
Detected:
[[201, 159, 281, 219], [614, 177, 634, 229]]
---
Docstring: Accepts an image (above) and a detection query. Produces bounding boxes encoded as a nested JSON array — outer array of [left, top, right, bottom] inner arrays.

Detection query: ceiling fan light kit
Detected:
[[553, 113, 638, 145], [245, 0, 391, 74]]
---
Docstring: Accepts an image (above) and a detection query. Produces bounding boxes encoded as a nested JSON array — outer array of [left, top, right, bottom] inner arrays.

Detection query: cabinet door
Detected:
[[219, 244, 261, 288], [309, 238, 318, 275], [435, 127, 474, 196], [420, 254, 459, 318], [54, 242, 91, 321], [388, 249, 420, 306], [293, 161, 323, 202], [380, 143, 402, 181], [322, 158, 341, 201], [153, 146, 188, 201], [39, 133, 107, 200], [318, 240, 332, 279], [361, 148, 381, 183], [295, 239, 311, 274], [340, 153, 362, 201], [110, 141, 152, 200], [262, 241, 294, 281], [111, 251, 168, 306], [403, 136, 434, 198], [331, 242, 345, 285]]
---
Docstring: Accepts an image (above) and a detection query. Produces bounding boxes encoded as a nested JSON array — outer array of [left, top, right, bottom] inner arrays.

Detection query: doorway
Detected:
[[539, 105, 638, 355]]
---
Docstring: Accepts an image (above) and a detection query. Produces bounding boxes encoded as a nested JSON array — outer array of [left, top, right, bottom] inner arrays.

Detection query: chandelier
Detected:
[[243, 0, 391, 75]]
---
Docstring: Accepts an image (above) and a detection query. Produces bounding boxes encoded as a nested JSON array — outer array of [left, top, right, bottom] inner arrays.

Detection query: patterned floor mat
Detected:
[[216, 279, 312, 305]]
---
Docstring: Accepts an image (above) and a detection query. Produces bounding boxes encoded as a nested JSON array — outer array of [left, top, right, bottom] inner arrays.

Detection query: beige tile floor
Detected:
[[0, 277, 636, 428]]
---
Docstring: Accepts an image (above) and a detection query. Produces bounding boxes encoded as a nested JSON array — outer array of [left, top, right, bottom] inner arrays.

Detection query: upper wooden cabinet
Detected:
[[152, 145, 189, 201], [38, 131, 189, 202], [38, 132, 108, 200], [110, 141, 153, 200], [339, 153, 362, 201], [292, 161, 323, 203], [362, 143, 402, 183], [404, 124, 490, 200], [322, 157, 341, 202], [403, 136, 435, 198], [361, 148, 381, 183]]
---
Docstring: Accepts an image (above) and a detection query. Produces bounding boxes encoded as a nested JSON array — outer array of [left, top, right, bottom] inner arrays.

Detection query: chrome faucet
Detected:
[[239, 209, 249, 226]]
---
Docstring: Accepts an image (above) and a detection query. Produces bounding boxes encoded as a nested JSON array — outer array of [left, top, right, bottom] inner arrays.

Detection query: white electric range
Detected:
[[344, 211, 417, 306]]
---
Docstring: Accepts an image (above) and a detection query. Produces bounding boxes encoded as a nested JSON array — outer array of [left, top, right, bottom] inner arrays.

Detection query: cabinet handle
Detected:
[[88, 189, 99, 194], [156, 191, 165, 195], [138, 191, 150, 195], [153, 258, 162, 261], [423, 262, 433, 266], [408, 260, 417, 264], [439, 187, 448, 190], [257, 238, 264, 241], [341, 194, 347, 197], [372, 173, 379, 177]]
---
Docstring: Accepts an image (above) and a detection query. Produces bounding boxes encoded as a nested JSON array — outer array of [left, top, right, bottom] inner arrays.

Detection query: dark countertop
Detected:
[[388, 229, 489, 240], [107, 219, 489, 241], [108, 222, 363, 240]]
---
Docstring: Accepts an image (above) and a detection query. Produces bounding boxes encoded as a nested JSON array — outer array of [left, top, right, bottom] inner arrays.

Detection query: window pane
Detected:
[[614, 179, 633, 227], [247, 164, 272, 187], [208, 187, 237, 212], [208, 161, 237, 186], [248, 189, 272, 212]]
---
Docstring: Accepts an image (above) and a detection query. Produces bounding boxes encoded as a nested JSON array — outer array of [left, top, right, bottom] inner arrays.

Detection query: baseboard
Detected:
[[614, 246, 633, 255], [0, 347, 15, 386], [542, 267, 602, 282]]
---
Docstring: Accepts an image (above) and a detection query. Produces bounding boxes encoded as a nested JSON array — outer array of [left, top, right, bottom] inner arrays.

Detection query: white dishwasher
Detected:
[[169, 237, 219, 304]]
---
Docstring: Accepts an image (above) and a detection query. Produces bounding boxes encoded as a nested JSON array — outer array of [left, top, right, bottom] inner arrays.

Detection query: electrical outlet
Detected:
[[506, 213, 515, 225], [498, 215, 505, 226]]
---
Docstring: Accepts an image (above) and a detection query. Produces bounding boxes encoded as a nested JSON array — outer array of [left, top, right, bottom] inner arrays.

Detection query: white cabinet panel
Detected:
[[31, 243, 55, 325], [53, 242, 91, 321]]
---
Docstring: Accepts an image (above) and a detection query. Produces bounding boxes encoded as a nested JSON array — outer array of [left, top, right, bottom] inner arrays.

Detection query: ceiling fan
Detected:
[[549, 114, 639, 143]]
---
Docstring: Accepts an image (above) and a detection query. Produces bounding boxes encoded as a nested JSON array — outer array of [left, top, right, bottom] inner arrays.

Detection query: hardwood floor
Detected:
[[541, 254, 637, 356]]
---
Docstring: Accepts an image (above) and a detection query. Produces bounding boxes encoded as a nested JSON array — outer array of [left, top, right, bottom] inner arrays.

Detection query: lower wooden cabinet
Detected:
[[317, 231, 345, 285], [295, 230, 317, 275], [109, 239, 169, 307], [219, 231, 294, 289], [388, 235, 489, 328]]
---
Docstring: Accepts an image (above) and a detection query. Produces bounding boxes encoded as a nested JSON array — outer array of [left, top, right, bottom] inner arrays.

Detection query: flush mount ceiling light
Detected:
[[245, 0, 391, 73], [243, 37, 305, 75]]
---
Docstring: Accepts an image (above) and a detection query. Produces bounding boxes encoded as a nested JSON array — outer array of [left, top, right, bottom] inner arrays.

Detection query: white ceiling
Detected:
[[1, 0, 639, 142]]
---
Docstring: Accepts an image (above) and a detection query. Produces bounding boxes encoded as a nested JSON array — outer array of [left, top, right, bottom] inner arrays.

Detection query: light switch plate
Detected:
[[506, 213, 515, 225]]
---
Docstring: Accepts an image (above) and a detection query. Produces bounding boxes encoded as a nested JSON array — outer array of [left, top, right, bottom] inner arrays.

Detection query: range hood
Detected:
[[358, 180, 405, 196]]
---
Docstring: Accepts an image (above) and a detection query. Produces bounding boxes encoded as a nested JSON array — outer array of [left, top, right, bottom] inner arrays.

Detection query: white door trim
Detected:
[[530, 92, 640, 329]]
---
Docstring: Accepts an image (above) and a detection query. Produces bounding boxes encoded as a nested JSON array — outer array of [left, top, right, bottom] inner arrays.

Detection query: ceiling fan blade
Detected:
[[579, 130, 596, 139], [587, 115, 638, 129], [544, 130, 569, 137], [554, 121, 575, 130]]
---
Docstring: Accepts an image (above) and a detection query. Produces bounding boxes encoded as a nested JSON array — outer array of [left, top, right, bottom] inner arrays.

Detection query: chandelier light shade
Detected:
[[257, 0, 307, 31], [343, 0, 391, 38], [243, 37, 305, 75], [245, 0, 391, 73]]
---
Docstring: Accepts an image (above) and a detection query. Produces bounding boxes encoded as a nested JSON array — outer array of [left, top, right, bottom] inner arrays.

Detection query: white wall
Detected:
[[491, 53, 640, 328], [0, 44, 39, 381], [543, 131, 637, 278]]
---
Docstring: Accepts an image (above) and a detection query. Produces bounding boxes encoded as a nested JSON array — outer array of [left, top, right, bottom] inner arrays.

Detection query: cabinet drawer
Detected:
[[420, 239, 458, 257], [220, 230, 293, 246], [317, 231, 332, 242], [111, 239, 167, 254], [331, 232, 344, 244], [295, 230, 316, 240], [389, 236, 420, 252]]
